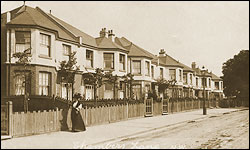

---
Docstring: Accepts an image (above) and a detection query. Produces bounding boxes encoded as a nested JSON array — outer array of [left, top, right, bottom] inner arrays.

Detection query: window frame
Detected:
[[169, 69, 176, 80], [179, 69, 182, 82], [151, 65, 154, 78], [183, 73, 188, 84], [15, 31, 31, 54], [63, 44, 71, 56], [86, 50, 94, 68], [39, 33, 51, 57], [132, 60, 141, 75], [190, 74, 193, 85], [145, 61, 150, 76], [38, 72, 51, 96], [160, 68, 164, 79], [103, 53, 114, 69], [119, 54, 125, 71]]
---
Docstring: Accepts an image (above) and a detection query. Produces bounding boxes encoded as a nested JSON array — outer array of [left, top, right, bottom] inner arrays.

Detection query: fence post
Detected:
[[85, 106, 88, 126], [176, 99, 178, 112], [184, 98, 186, 110], [108, 104, 111, 123], [8, 101, 13, 138], [126, 102, 128, 119]]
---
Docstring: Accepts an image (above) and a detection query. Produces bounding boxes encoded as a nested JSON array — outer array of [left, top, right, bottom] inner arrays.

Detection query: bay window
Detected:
[[183, 73, 187, 84], [145, 61, 150, 76], [39, 72, 51, 96], [15, 31, 31, 53], [132, 60, 141, 74], [104, 53, 114, 69], [160, 68, 163, 79], [40, 33, 51, 57], [119, 54, 125, 71], [169, 69, 176, 80], [14, 73, 26, 95]]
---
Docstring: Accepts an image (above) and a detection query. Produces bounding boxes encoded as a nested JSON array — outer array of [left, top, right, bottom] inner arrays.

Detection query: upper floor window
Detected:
[[183, 73, 187, 84], [196, 77, 199, 87], [86, 50, 93, 68], [179, 70, 182, 82], [145, 61, 150, 76], [151, 66, 154, 78], [209, 78, 211, 87], [169, 69, 176, 80], [104, 53, 114, 69], [40, 33, 51, 57], [160, 68, 163, 79], [215, 82, 219, 90], [202, 78, 207, 87], [39, 72, 51, 96], [15, 31, 31, 53], [190, 74, 193, 84], [132, 60, 141, 74], [63, 44, 71, 56], [119, 54, 125, 71]]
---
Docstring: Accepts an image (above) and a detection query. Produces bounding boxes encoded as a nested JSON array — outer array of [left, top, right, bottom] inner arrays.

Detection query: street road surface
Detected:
[[90, 109, 249, 149]]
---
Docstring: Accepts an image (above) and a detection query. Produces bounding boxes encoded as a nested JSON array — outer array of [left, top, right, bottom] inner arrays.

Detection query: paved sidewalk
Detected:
[[1, 108, 242, 149]]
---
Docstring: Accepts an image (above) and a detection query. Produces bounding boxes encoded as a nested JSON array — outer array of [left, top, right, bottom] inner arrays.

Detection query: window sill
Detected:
[[39, 55, 52, 60], [85, 67, 94, 70], [13, 53, 32, 57], [63, 54, 70, 56], [104, 68, 115, 71], [119, 70, 126, 72], [133, 73, 142, 76]]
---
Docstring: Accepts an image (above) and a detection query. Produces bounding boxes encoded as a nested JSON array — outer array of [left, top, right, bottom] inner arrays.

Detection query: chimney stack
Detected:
[[49, 10, 51, 14], [6, 12, 11, 23], [159, 49, 166, 57], [191, 62, 196, 69], [99, 28, 107, 38], [108, 30, 115, 41]]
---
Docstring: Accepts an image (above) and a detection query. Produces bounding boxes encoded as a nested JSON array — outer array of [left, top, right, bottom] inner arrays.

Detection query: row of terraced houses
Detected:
[[1, 5, 224, 102]]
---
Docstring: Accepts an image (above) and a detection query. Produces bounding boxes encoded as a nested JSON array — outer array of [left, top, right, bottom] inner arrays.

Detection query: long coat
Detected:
[[71, 101, 86, 132]]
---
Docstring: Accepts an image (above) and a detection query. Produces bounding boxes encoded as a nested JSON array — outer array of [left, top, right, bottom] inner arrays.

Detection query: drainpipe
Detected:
[[8, 29, 11, 97]]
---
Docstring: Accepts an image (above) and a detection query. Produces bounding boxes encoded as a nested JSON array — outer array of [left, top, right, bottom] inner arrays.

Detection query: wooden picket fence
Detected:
[[12, 109, 61, 137], [4, 98, 227, 138]]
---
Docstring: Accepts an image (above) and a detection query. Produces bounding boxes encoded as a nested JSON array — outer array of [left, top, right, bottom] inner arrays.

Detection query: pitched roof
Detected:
[[158, 54, 184, 68], [47, 13, 97, 47], [211, 73, 222, 80], [6, 5, 97, 47], [7, 6, 76, 42], [193, 67, 212, 77], [95, 37, 127, 51], [115, 37, 156, 59], [179, 62, 194, 72]]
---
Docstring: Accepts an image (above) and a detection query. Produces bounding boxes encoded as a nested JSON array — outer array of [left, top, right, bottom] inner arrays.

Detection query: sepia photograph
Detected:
[[1, 1, 249, 149]]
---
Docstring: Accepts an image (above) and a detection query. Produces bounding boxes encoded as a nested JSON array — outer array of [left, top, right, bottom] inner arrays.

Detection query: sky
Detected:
[[1, 1, 249, 76]]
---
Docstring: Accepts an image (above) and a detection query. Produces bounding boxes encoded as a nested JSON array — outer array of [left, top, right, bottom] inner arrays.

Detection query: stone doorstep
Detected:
[[1, 135, 12, 140]]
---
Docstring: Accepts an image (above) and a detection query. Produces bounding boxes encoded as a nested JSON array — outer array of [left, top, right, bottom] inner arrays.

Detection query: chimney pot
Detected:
[[49, 10, 51, 14], [191, 62, 196, 69], [159, 49, 166, 56], [108, 29, 115, 41]]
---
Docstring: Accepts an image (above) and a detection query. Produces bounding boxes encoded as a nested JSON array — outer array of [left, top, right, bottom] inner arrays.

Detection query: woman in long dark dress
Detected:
[[71, 100, 86, 132]]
